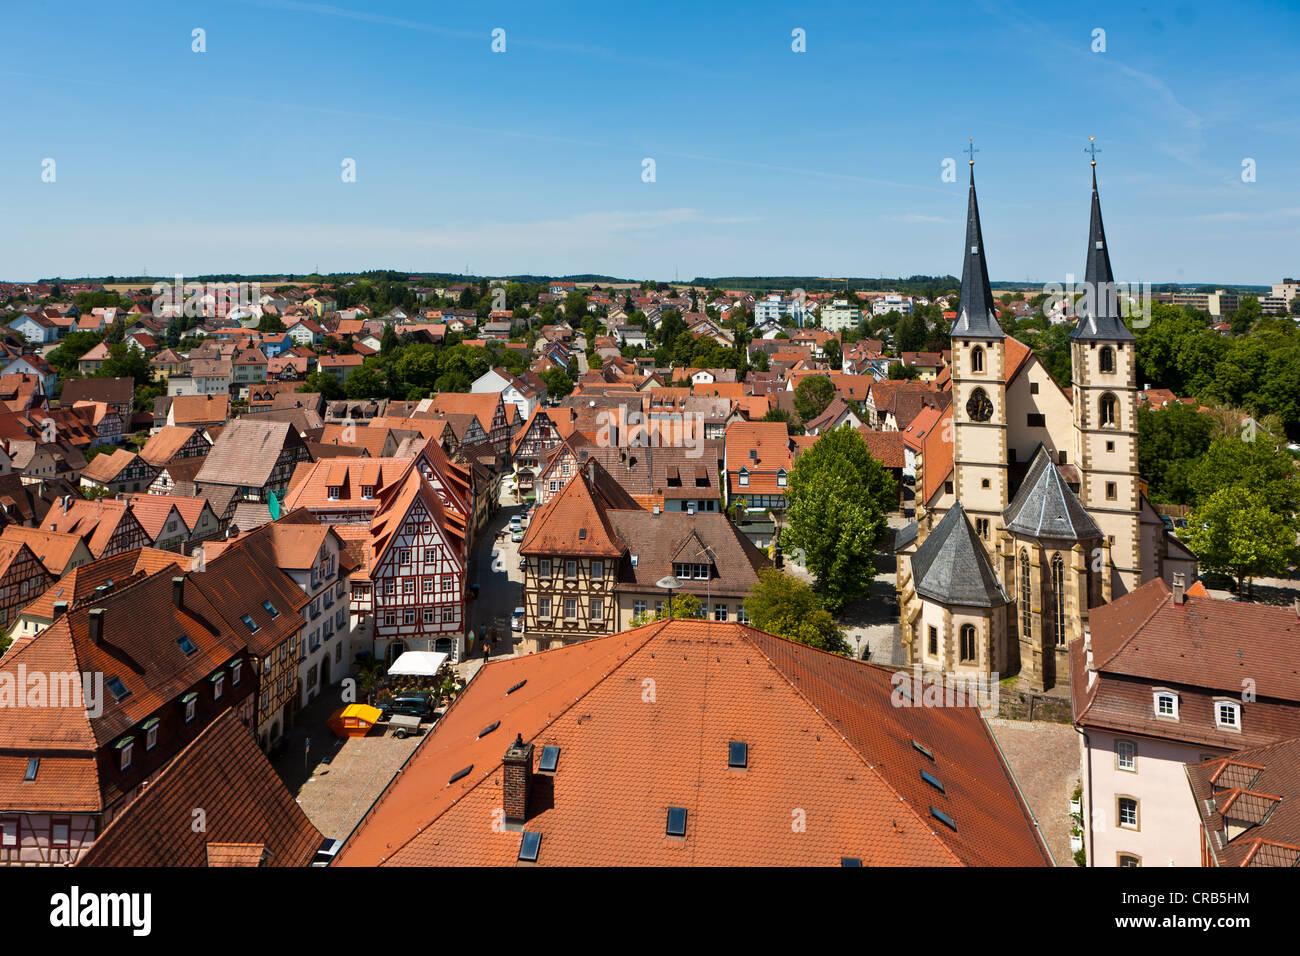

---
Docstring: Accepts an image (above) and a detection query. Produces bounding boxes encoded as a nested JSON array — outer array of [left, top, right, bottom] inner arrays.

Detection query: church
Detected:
[[894, 154, 1197, 692]]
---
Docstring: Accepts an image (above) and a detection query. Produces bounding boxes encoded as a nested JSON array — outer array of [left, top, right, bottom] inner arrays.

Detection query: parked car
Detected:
[[518, 556, 527, 571], [379, 692, 434, 722], [512, 607, 525, 632], [511, 530, 525, 542], [509, 515, 523, 532]]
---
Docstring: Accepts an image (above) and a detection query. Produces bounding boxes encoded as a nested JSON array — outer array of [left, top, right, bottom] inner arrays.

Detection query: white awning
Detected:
[[387, 651, 449, 677]]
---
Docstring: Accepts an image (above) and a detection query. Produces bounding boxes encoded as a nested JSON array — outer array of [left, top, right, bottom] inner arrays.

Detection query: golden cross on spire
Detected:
[[963, 138, 979, 166], [1085, 136, 1101, 166]]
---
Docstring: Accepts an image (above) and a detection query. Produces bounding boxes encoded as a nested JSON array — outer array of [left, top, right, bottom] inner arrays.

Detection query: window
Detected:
[[1106, 440, 1115, 452], [738, 468, 749, 487], [959, 624, 976, 663], [564, 598, 577, 619], [736, 606, 748, 624], [423, 578, 434, 593], [441, 607, 454, 623], [1118, 854, 1141, 868], [928, 625, 937, 656], [590, 597, 603, 620], [442, 575, 453, 592], [50, 818, 70, 848], [1118, 796, 1139, 830], [1019, 550, 1032, 639], [384, 580, 395, 595], [1099, 346, 1115, 373], [402, 579, 414, 595], [1, 817, 18, 847], [423, 609, 434, 624], [24, 757, 39, 781], [361, 485, 375, 498], [1105, 481, 1117, 501], [539, 596, 551, 618], [971, 345, 984, 373], [230, 661, 242, 686], [262, 601, 279, 619], [565, 560, 577, 579], [1154, 690, 1178, 719], [404, 609, 415, 625], [975, 517, 989, 539], [714, 604, 728, 621], [777, 469, 787, 487], [1116, 739, 1136, 772], [1215, 700, 1241, 730], [210, 673, 224, 700], [241, 614, 259, 633], [117, 738, 133, 771], [944, 481, 954, 495], [633, 600, 647, 617], [1099, 393, 1118, 427], [400, 549, 411, 565], [591, 560, 603, 580], [1029, 381, 1039, 394], [1051, 554, 1066, 647], [327, 485, 341, 500], [539, 559, 551, 578], [176, 635, 197, 657], [182, 692, 197, 723], [424, 548, 436, 562], [1026, 412, 1046, 427]]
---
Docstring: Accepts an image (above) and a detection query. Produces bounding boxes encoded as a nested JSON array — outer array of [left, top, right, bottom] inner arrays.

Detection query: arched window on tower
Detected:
[[1019, 550, 1032, 639], [1099, 346, 1115, 373], [1099, 393, 1118, 428], [972, 346, 984, 373], [959, 624, 977, 663], [1051, 554, 1066, 647]]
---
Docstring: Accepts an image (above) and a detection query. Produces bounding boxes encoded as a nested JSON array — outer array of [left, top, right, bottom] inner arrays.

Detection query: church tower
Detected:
[[949, 152, 1008, 554], [1070, 152, 1141, 595]]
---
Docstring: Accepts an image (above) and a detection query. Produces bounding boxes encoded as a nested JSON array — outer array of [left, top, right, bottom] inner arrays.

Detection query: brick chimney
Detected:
[[503, 733, 534, 829], [88, 608, 104, 645], [172, 576, 184, 609], [1172, 572, 1185, 605]]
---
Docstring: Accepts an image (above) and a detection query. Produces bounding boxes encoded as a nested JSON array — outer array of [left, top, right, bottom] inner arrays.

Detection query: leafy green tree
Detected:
[[541, 367, 574, 399], [344, 364, 385, 399], [1188, 434, 1300, 513], [792, 375, 835, 422], [888, 363, 920, 380], [1137, 403, 1214, 504], [1186, 487, 1297, 596], [629, 592, 703, 627], [98, 343, 152, 384], [47, 331, 104, 374], [782, 424, 892, 611], [763, 406, 804, 436], [823, 338, 842, 370], [1229, 295, 1262, 336], [380, 324, 399, 354], [257, 313, 286, 333], [745, 569, 851, 655], [300, 370, 343, 401]]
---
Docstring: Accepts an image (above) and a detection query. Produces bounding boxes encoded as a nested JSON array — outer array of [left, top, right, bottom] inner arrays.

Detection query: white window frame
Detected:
[[1215, 699, 1241, 730], [1154, 689, 1179, 720], [1115, 739, 1136, 772]]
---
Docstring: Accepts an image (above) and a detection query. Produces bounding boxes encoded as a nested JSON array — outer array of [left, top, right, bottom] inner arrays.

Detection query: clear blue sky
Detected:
[[1, 0, 1296, 284]]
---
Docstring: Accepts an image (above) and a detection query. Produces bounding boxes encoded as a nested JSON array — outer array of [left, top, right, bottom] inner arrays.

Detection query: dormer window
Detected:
[[776, 469, 787, 488], [1154, 689, 1179, 720], [1215, 699, 1241, 731], [361, 485, 375, 499], [210, 672, 224, 700], [116, 738, 134, 772], [738, 468, 749, 487], [327, 485, 341, 500]]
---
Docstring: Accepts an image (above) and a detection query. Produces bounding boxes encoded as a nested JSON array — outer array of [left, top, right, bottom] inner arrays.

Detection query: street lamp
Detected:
[[655, 574, 682, 619]]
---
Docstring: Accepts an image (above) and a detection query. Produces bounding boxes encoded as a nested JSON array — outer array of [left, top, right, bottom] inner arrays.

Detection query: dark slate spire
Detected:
[[1071, 154, 1135, 341], [1003, 444, 1101, 541], [911, 502, 1009, 608], [950, 154, 1004, 340]]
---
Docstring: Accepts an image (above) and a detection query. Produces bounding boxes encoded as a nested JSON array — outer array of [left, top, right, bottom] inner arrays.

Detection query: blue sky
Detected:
[[1, 0, 1297, 284]]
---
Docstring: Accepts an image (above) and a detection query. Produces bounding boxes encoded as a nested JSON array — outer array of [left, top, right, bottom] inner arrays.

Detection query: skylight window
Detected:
[[262, 601, 279, 619], [518, 831, 542, 863], [448, 765, 473, 785], [911, 739, 934, 761], [921, 770, 946, 793], [24, 757, 39, 782], [478, 721, 500, 739], [507, 680, 527, 695], [728, 741, 748, 769], [539, 745, 560, 773], [241, 614, 260, 633], [106, 676, 130, 702], [176, 635, 197, 657], [666, 807, 688, 837], [840, 857, 862, 867], [930, 807, 957, 832]]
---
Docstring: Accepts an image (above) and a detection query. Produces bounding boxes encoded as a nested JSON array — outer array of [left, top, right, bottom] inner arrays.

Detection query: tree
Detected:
[[823, 338, 842, 370], [629, 592, 703, 627], [1186, 487, 1296, 596], [380, 324, 399, 354], [344, 364, 385, 399], [781, 424, 892, 611], [300, 370, 343, 400], [1137, 403, 1214, 504], [1229, 295, 1262, 336], [98, 343, 152, 384], [745, 570, 851, 655], [1187, 434, 1300, 514], [763, 406, 804, 436], [792, 375, 835, 422], [894, 312, 927, 352], [257, 313, 286, 333], [541, 366, 574, 399], [888, 362, 920, 380]]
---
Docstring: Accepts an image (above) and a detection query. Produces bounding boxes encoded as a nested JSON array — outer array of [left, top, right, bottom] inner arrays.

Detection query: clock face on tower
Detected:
[[966, 387, 993, 423]]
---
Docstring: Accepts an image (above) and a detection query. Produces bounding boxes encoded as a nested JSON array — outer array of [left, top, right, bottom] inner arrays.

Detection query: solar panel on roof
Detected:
[[448, 765, 473, 785], [921, 770, 945, 793], [666, 807, 687, 837], [478, 721, 499, 738], [539, 745, 560, 773], [930, 807, 957, 832], [518, 831, 542, 863], [728, 741, 747, 768]]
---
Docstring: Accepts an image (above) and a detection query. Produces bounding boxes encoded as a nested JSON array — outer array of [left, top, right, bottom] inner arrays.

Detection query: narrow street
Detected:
[[458, 483, 528, 679]]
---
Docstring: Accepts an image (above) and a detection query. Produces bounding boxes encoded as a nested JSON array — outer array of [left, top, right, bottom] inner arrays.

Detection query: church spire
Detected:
[[950, 142, 1004, 340], [1071, 141, 1134, 341]]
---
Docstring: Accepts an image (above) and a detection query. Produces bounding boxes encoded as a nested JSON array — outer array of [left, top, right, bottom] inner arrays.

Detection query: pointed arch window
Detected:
[[1099, 346, 1115, 374], [1099, 393, 1118, 428], [1019, 550, 1032, 639], [971, 346, 984, 373], [959, 624, 977, 663], [1051, 554, 1066, 647]]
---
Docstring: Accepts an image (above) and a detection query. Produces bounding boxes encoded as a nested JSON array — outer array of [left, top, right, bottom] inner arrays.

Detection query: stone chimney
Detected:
[[172, 576, 184, 609], [89, 608, 104, 645], [1172, 572, 1185, 605], [502, 733, 534, 829]]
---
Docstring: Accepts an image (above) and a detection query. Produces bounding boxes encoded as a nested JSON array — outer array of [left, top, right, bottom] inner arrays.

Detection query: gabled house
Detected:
[[40, 496, 153, 558], [78, 449, 157, 496], [194, 419, 312, 502]]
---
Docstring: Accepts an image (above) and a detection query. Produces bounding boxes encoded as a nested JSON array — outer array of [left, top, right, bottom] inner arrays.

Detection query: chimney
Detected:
[[52, 601, 67, 619], [172, 576, 184, 608], [1172, 572, 1186, 605], [502, 733, 534, 829], [61, 494, 71, 513], [88, 608, 104, 645]]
